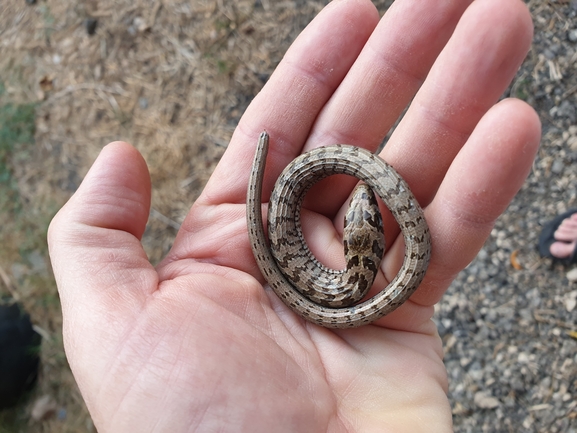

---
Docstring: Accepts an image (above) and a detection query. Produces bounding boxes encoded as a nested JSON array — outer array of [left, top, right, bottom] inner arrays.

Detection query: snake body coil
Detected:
[[247, 132, 431, 328]]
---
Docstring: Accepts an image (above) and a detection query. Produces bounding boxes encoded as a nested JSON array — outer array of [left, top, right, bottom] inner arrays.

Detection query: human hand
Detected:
[[48, 0, 540, 431]]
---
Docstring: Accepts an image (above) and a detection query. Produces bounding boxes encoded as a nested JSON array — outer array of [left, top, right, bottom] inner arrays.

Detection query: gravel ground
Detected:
[[439, 1, 577, 431]]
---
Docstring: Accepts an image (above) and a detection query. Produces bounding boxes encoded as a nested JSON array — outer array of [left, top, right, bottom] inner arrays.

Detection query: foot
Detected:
[[550, 213, 577, 259]]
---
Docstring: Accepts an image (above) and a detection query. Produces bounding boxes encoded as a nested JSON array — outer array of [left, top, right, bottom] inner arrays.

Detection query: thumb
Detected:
[[52, 141, 151, 237], [48, 141, 158, 365]]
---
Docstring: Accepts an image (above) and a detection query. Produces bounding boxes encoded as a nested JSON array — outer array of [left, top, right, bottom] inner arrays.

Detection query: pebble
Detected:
[[569, 29, 577, 43], [133, 17, 148, 32], [10, 263, 27, 280], [544, 48, 557, 60], [566, 267, 577, 281], [31, 395, 57, 421], [139, 97, 149, 109], [563, 290, 577, 312], [551, 158, 565, 174], [557, 100, 577, 122], [474, 391, 500, 409], [26, 250, 47, 274], [84, 18, 98, 36]]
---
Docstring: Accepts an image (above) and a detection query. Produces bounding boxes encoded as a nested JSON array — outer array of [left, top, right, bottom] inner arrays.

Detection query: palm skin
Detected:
[[48, 0, 540, 431]]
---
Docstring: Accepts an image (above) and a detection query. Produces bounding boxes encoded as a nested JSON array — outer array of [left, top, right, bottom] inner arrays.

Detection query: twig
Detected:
[[0, 263, 20, 301], [45, 83, 127, 104], [150, 208, 181, 230], [533, 309, 576, 330]]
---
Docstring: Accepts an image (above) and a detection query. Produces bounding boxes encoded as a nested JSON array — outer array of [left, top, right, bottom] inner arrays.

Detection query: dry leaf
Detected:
[[510, 250, 522, 270]]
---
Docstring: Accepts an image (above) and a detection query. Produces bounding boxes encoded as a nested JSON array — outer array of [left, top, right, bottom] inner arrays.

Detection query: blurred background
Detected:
[[0, 0, 575, 431]]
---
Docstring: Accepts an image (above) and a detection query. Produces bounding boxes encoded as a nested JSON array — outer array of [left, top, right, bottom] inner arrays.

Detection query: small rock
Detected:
[[478, 268, 489, 281], [566, 268, 577, 282], [474, 391, 500, 409], [522, 416, 534, 429], [25, 0, 36, 4], [84, 18, 98, 36], [469, 368, 484, 382], [559, 339, 577, 358], [26, 250, 47, 274], [94, 64, 102, 80], [518, 352, 530, 364], [551, 158, 565, 174], [10, 263, 27, 280], [452, 402, 468, 415], [487, 265, 499, 277], [477, 248, 488, 260], [548, 43, 561, 55], [257, 73, 270, 83], [569, 29, 577, 43], [563, 290, 577, 312], [543, 48, 556, 60], [510, 376, 526, 392], [557, 100, 577, 122], [139, 97, 149, 109], [57, 408, 67, 420], [133, 17, 148, 32], [31, 395, 57, 421]]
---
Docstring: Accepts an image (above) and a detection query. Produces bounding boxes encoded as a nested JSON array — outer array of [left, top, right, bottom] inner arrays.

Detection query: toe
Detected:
[[550, 241, 576, 259]]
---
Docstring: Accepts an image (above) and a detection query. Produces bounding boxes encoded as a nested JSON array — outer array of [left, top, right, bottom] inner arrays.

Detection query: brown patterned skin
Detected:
[[247, 132, 431, 328], [269, 181, 385, 308]]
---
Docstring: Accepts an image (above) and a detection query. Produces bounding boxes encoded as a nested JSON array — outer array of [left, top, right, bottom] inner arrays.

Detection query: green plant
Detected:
[[0, 98, 37, 213], [511, 76, 530, 101]]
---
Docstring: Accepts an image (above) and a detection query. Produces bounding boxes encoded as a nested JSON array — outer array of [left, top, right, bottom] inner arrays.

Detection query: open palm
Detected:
[[48, 0, 540, 431]]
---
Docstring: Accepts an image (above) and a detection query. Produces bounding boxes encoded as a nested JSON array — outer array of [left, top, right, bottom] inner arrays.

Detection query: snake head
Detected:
[[343, 184, 385, 274]]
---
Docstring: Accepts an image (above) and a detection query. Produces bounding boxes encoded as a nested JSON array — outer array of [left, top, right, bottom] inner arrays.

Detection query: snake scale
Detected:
[[246, 132, 431, 328]]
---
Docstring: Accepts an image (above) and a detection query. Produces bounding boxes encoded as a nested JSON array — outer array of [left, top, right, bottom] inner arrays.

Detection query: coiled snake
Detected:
[[246, 132, 431, 328]]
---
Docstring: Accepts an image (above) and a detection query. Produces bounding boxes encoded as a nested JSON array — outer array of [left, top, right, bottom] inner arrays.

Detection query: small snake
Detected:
[[246, 132, 431, 328]]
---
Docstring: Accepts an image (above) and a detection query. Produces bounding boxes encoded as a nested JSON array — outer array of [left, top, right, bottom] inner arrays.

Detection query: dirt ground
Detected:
[[0, 0, 575, 432]]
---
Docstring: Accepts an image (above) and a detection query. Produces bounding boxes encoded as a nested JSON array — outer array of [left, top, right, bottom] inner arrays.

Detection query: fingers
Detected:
[[305, 0, 472, 150], [48, 142, 158, 319], [51, 142, 151, 236], [383, 0, 534, 206], [302, 0, 475, 216], [167, 0, 537, 295], [313, 0, 533, 221], [400, 99, 541, 307], [198, 0, 380, 207], [329, 0, 533, 247]]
